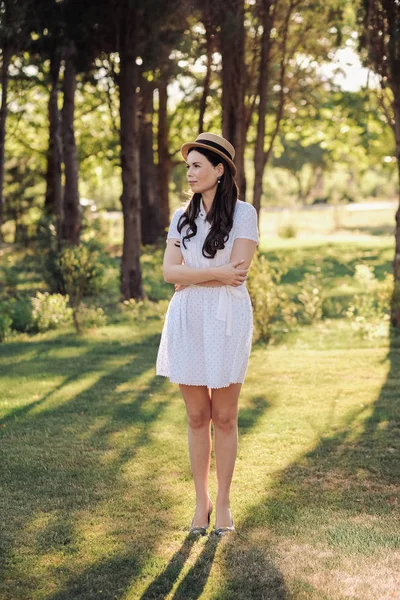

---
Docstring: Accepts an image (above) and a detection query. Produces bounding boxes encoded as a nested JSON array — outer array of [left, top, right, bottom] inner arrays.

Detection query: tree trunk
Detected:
[[139, 73, 161, 245], [0, 45, 11, 245], [119, 18, 143, 300], [391, 82, 400, 327], [198, 24, 214, 134], [45, 51, 63, 248], [253, 0, 274, 215], [61, 45, 81, 245], [157, 74, 170, 235], [219, 0, 246, 198]]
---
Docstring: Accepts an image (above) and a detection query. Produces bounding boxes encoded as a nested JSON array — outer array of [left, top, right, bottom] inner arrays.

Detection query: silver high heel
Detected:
[[189, 499, 213, 535], [214, 508, 235, 536]]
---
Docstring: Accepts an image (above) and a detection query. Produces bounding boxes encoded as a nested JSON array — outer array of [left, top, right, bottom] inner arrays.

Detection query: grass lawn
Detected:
[[0, 235, 399, 600]]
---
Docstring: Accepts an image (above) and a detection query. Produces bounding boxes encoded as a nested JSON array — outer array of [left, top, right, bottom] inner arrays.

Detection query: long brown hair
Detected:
[[176, 146, 240, 259]]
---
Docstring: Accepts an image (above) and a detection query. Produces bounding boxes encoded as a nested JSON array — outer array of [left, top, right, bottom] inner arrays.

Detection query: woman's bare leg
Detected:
[[179, 384, 212, 526], [211, 383, 242, 528]]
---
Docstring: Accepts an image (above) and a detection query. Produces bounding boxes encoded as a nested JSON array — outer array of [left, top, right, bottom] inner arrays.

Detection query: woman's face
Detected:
[[186, 149, 223, 194]]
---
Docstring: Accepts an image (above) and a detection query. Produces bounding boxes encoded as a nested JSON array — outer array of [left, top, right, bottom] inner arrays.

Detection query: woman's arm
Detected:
[[195, 280, 225, 287]]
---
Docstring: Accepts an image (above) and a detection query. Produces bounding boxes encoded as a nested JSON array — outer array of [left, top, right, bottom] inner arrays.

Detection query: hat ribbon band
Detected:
[[195, 139, 233, 161]]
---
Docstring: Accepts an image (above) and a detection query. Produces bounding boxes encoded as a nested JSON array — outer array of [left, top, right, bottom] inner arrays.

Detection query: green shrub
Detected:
[[10, 296, 34, 332], [36, 215, 65, 294], [31, 292, 73, 332], [321, 296, 348, 319], [247, 252, 296, 343], [0, 310, 12, 342], [121, 297, 169, 323], [78, 305, 107, 330], [277, 224, 297, 239], [346, 265, 394, 338], [0, 262, 19, 297], [58, 244, 104, 332], [297, 273, 323, 323]]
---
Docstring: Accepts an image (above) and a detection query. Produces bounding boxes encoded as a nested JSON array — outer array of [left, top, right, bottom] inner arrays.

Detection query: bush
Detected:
[[247, 252, 296, 343], [36, 215, 65, 294], [346, 265, 394, 338], [58, 244, 104, 332], [297, 273, 323, 323], [10, 296, 34, 332], [0, 262, 19, 297], [78, 305, 107, 330], [121, 297, 169, 323], [31, 292, 73, 332], [277, 224, 297, 239], [0, 311, 12, 342]]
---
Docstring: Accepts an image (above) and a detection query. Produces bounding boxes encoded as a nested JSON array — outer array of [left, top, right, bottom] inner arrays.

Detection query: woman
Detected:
[[156, 133, 259, 536]]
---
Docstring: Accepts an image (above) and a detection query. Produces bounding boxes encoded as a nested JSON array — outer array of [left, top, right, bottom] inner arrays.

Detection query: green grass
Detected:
[[0, 237, 399, 599]]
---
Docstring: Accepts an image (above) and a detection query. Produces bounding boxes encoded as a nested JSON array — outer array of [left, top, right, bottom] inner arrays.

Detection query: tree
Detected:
[[358, 0, 400, 326], [0, 0, 31, 244]]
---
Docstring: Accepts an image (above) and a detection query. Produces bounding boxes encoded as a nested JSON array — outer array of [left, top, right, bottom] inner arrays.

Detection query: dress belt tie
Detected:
[[216, 285, 248, 336]]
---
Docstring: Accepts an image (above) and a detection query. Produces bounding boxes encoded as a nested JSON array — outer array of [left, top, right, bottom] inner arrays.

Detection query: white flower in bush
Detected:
[[31, 292, 73, 332]]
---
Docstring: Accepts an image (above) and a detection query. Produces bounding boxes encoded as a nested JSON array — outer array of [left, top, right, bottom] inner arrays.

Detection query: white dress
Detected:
[[156, 198, 259, 389]]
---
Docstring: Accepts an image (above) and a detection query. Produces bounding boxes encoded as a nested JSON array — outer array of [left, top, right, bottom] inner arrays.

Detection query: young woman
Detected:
[[156, 132, 259, 536]]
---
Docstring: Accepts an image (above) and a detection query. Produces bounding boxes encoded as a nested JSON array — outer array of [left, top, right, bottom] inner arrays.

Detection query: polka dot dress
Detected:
[[156, 198, 259, 389]]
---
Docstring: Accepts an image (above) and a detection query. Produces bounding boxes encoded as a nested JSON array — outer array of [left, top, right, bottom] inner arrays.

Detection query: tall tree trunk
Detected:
[[119, 17, 143, 300], [253, 0, 274, 215], [157, 74, 170, 234], [219, 0, 246, 198], [0, 45, 11, 245], [391, 82, 400, 326], [45, 51, 63, 249], [198, 24, 214, 134], [139, 73, 161, 245], [61, 45, 80, 245]]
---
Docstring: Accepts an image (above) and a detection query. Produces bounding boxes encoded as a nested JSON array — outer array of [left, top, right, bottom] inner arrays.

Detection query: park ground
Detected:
[[0, 204, 399, 600]]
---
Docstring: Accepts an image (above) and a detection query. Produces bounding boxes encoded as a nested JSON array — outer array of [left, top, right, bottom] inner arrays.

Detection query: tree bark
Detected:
[[219, 0, 246, 198], [139, 72, 161, 245], [198, 24, 214, 134], [157, 73, 170, 235], [61, 44, 81, 245], [45, 51, 63, 248], [119, 16, 143, 300], [253, 0, 274, 215], [0, 44, 11, 245], [391, 81, 400, 326]]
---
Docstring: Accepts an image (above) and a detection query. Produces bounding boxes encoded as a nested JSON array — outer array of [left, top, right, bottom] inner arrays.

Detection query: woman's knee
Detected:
[[212, 410, 237, 431], [187, 410, 211, 429]]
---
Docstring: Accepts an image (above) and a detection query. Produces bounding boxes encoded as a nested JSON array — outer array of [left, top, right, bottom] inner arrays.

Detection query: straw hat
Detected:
[[180, 133, 237, 177]]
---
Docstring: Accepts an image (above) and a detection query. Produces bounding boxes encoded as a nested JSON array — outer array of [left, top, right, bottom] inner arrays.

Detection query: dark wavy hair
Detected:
[[175, 146, 240, 259]]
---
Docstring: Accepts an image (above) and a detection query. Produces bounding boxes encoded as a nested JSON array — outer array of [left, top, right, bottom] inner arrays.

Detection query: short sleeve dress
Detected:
[[156, 198, 259, 389]]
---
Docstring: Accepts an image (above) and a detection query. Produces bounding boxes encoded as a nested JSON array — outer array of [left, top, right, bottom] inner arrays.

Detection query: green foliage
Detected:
[[78, 305, 107, 330], [31, 292, 73, 332], [121, 298, 169, 324], [36, 216, 66, 294], [0, 261, 19, 296], [10, 297, 35, 333], [346, 265, 394, 339], [277, 224, 297, 239], [0, 311, 12, 342], [247, 252, 296, 343], [297, 273, 323, 324], [58, 244, 105, 333], [59, 244, 104, 305]]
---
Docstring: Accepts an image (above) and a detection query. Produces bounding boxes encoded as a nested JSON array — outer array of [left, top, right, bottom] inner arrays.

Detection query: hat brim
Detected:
[[180, 142, 237, 177]]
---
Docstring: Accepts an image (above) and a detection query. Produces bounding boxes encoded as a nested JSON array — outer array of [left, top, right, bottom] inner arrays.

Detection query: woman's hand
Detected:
[[213, 259, 249, 287], [174, 283, 188, 292]]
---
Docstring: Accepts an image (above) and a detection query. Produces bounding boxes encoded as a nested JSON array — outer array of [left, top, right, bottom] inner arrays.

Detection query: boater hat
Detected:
[[180, 133, 237, 177]]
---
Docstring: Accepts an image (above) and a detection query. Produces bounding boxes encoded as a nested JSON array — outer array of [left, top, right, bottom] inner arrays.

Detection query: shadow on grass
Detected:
[[264, 243, 393, 287], [0, 330, 179, 599], [217, 327, 400, 598], [3, 317, 398, 598]]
